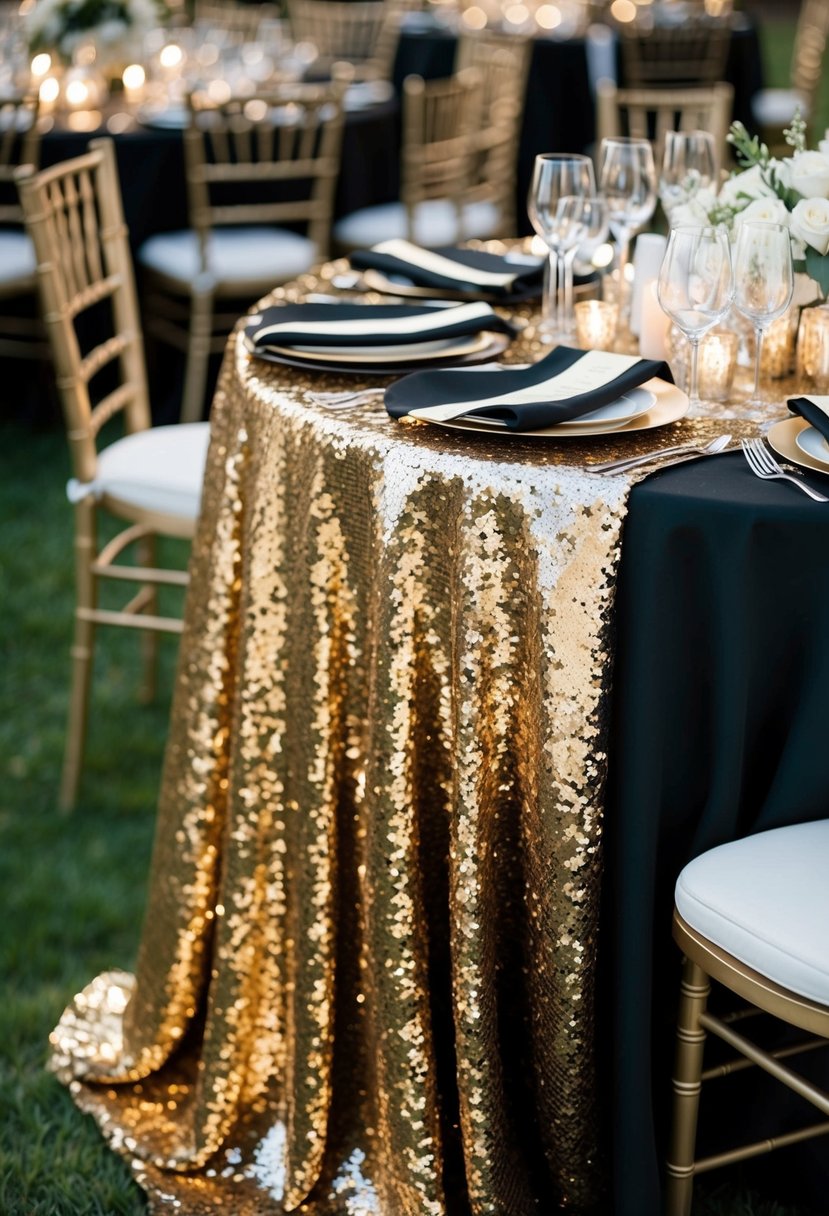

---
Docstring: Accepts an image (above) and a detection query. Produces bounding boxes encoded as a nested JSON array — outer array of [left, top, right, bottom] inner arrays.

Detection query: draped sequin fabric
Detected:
[[50, 254, 759, 1215]]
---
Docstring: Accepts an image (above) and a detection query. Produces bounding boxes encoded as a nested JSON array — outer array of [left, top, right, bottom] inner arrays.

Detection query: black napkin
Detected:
[[788, 396, 829, 444], [385, 346, 673, 432], [244, 301, 516, 351], [350, 240, 545, 300]]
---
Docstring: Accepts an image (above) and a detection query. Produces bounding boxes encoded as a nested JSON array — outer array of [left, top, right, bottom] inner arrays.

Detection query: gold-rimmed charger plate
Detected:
[[267, 330, 492, 365], [767, 416, 829, 476], [423, 377, 688, 438]]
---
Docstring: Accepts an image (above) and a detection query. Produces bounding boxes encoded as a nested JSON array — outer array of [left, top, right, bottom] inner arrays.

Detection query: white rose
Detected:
[[717, 163, 775, 207], [669, 200, 710, 227], [734, 197, 791, 228], [819, 138, 829, 158], [790, 197, 829, 255], [789, 150, 829, 199]]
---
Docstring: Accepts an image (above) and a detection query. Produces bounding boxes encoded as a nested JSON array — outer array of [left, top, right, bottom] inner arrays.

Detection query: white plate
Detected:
[[451, 386, 655, 431], [427, 378, 688, 438], [768, 417, 829, 476], [266, 331, 491, 365], [795, 424, 829, 466]]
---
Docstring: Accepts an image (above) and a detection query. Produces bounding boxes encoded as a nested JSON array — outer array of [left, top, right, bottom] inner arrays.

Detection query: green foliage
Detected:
[[727, 121, 771, 169]]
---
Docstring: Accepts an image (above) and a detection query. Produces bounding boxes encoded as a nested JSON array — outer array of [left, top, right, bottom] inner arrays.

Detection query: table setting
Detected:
[[44, 116, 829, 1216]]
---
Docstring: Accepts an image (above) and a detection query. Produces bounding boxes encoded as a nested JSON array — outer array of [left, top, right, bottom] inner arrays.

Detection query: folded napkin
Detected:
[[350, 240, 545, 299], [385, 346, 672, 432], [244, 300, 516, 351], [788, 395, 829, 444]]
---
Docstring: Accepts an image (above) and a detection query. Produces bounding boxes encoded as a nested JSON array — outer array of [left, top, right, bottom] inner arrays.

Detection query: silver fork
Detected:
[[741, 437, 829, 502], [308, 388, 386, 410]]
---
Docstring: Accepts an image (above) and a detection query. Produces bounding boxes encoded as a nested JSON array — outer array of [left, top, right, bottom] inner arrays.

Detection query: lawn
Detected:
[[1, 14, 826, 1214]]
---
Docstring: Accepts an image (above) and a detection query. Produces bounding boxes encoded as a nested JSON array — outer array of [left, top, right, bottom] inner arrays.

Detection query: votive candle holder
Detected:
[[574, 299, 619, 350], [797, 306, 829, 390]]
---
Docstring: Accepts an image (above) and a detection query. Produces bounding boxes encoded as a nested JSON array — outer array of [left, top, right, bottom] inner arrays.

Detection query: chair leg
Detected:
[[666, 956, 710, 1216], [180, 289, 214, 425], [59, 503, 97, 812], [137, 532, 158, 704]]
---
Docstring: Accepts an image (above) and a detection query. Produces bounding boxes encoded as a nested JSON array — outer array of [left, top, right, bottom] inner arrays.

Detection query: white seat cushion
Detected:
[[751, 88, 811, 128], [333, 199, 502, 251], [0, 229, 36, 285], [675, 820, 829, 1005], [66, 422, 210, 520], [137, 227, 317, 288]]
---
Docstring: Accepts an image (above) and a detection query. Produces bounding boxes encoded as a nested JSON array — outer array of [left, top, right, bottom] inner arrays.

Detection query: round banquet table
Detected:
[[48, 273, 829, 1215]]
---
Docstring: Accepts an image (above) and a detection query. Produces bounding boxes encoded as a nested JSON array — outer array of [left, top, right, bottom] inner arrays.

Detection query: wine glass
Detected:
[[528, 153, 596, 341], [732, 221, 794, 412], [599, 137, 657, 322], [657, 225, 734, 410], [565, 195, 610, 315], [659, 130, 717, 223]]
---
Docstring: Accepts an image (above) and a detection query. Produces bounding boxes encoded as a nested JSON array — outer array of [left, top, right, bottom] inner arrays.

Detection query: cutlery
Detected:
[[740, 437, 829, 502], [308, 388, 386, 409], [592, 433, 732, 474]]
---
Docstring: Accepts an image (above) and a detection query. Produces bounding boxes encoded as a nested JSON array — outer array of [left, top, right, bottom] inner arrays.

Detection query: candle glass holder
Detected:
[[760, 304, 799, 379], [574, 300, 618, 350], [667, 329, 737, 404], [796, 306, 829, 391]]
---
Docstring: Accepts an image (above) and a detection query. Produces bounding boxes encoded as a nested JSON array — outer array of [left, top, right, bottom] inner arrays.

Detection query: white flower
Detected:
[[668, 200, 710, 227], [717, 163, 776, 207], [734, 197, 791, 228], [789, 151, 829, 199], [790, 196, 829, 255]]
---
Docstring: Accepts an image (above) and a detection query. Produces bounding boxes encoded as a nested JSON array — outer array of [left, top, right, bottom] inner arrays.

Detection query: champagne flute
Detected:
[[657, 225, 734, 410], [732, 220, 794, 411], [659, 130, 717, 223], [599, 137, 657, 322], [528, 153, 596, 341]]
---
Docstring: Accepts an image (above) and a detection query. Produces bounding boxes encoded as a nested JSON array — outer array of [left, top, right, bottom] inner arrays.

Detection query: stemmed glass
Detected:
[[528, 153, 596, 341], [659, 130, 717, 223], [564, 194, 610, 312], [657, 225, 734, 410], [732, 220, 794, 411], [599, 137, 657, 321]]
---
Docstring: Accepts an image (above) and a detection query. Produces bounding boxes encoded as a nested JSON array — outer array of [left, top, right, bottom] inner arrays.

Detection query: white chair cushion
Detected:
[[66, 423, 210, 520], [0, 229, 36, 285], [137, 227, 318, 288], [751, 88, 811, 128], [333, 199, 502, 251], [675, 820, 829, 1005]]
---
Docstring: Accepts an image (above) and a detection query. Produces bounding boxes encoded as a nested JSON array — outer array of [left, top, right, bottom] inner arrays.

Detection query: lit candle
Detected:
[[697, 332, 737, 401], [574, 300, 619, 350], [797, 307, 829, 391], [760, 308, 797, 379], [122, 63, 146, 104], [639, 282, 669, 361], [630, 233, 667, 337]]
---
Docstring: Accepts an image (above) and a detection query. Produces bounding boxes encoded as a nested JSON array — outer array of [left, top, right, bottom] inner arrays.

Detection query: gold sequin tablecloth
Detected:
[[50, 287, 754, 1215]]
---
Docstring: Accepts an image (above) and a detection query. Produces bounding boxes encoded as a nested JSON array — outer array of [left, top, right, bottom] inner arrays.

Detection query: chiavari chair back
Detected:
[[286, 0, 408, 81], [752, 0, 829, 147], [597, 81, 733, 178], [16, 138, 210, 810], [667, 822, 829, 1216], [0, 94, 48, 359], [192, 0, 281, 38], [335, 68, 508, 250], [138, 80, 347, 423], [619, 19, 731, 88]]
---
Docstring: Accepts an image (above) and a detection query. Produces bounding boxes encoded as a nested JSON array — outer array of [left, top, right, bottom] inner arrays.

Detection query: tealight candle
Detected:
[[797, 307, 829, 390], [574, 300, 618, 350], [122, 63, 146, 103], [761, 308, 798, 379], [697, 332, 737, 401]]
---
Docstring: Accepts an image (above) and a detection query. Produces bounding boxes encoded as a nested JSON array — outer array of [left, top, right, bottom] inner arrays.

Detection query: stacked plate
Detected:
[[768, 417, 829, 476], [243, 300, 516, 374]]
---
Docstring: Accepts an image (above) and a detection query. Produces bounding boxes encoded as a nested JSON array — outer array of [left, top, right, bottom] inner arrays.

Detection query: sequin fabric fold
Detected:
[[50, 257, 756, 1215]]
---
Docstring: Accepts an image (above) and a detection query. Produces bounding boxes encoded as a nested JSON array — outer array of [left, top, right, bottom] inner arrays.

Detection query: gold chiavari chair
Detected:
[[667, 821, 829, 1216], [334, 68, 517, 251], [286, 0, 409, 81], [596, 81, 734, 179], [137, 81, 346, 424], [0, 94, 48, 361], [752, 0, 829, 149], [192, 0, 282, 40], [16, 139, 210, 811], [619, 19, 731, 88]]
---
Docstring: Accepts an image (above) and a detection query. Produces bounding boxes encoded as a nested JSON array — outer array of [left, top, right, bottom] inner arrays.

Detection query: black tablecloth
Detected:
[[605, 450, 829, 1215]]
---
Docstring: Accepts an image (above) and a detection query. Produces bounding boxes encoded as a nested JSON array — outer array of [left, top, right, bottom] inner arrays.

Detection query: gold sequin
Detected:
[[49, 251, 760, 1214]]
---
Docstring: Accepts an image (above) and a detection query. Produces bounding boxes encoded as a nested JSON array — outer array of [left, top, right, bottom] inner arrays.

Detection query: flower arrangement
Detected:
[[669, 115, 829, 303], [24, 0, 160, 72]]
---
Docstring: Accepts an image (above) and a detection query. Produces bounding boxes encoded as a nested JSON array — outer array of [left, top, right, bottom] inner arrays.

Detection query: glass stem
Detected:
[[753, 325, 764, 401], [616, 232, 631, 320], [564, 248, 577, 335], [557, 250, 567, 337], [542, 252, 557, 333], [688, 335, 701, 408]]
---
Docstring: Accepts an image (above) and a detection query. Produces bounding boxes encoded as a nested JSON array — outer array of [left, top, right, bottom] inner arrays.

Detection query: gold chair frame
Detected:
[[141, 82, 346, 424], [596, 81, 734, 178], [619, 20, 731, 88], [762, 0, 829, 147], [0, 94, 49, 360], [16, 139, 198, 811], [286, 0, 409, 81], [666, 910, 829, 1216]]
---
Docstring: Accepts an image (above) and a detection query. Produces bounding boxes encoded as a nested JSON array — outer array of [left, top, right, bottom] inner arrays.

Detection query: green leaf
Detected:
[[804, 247, 829, 298]]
